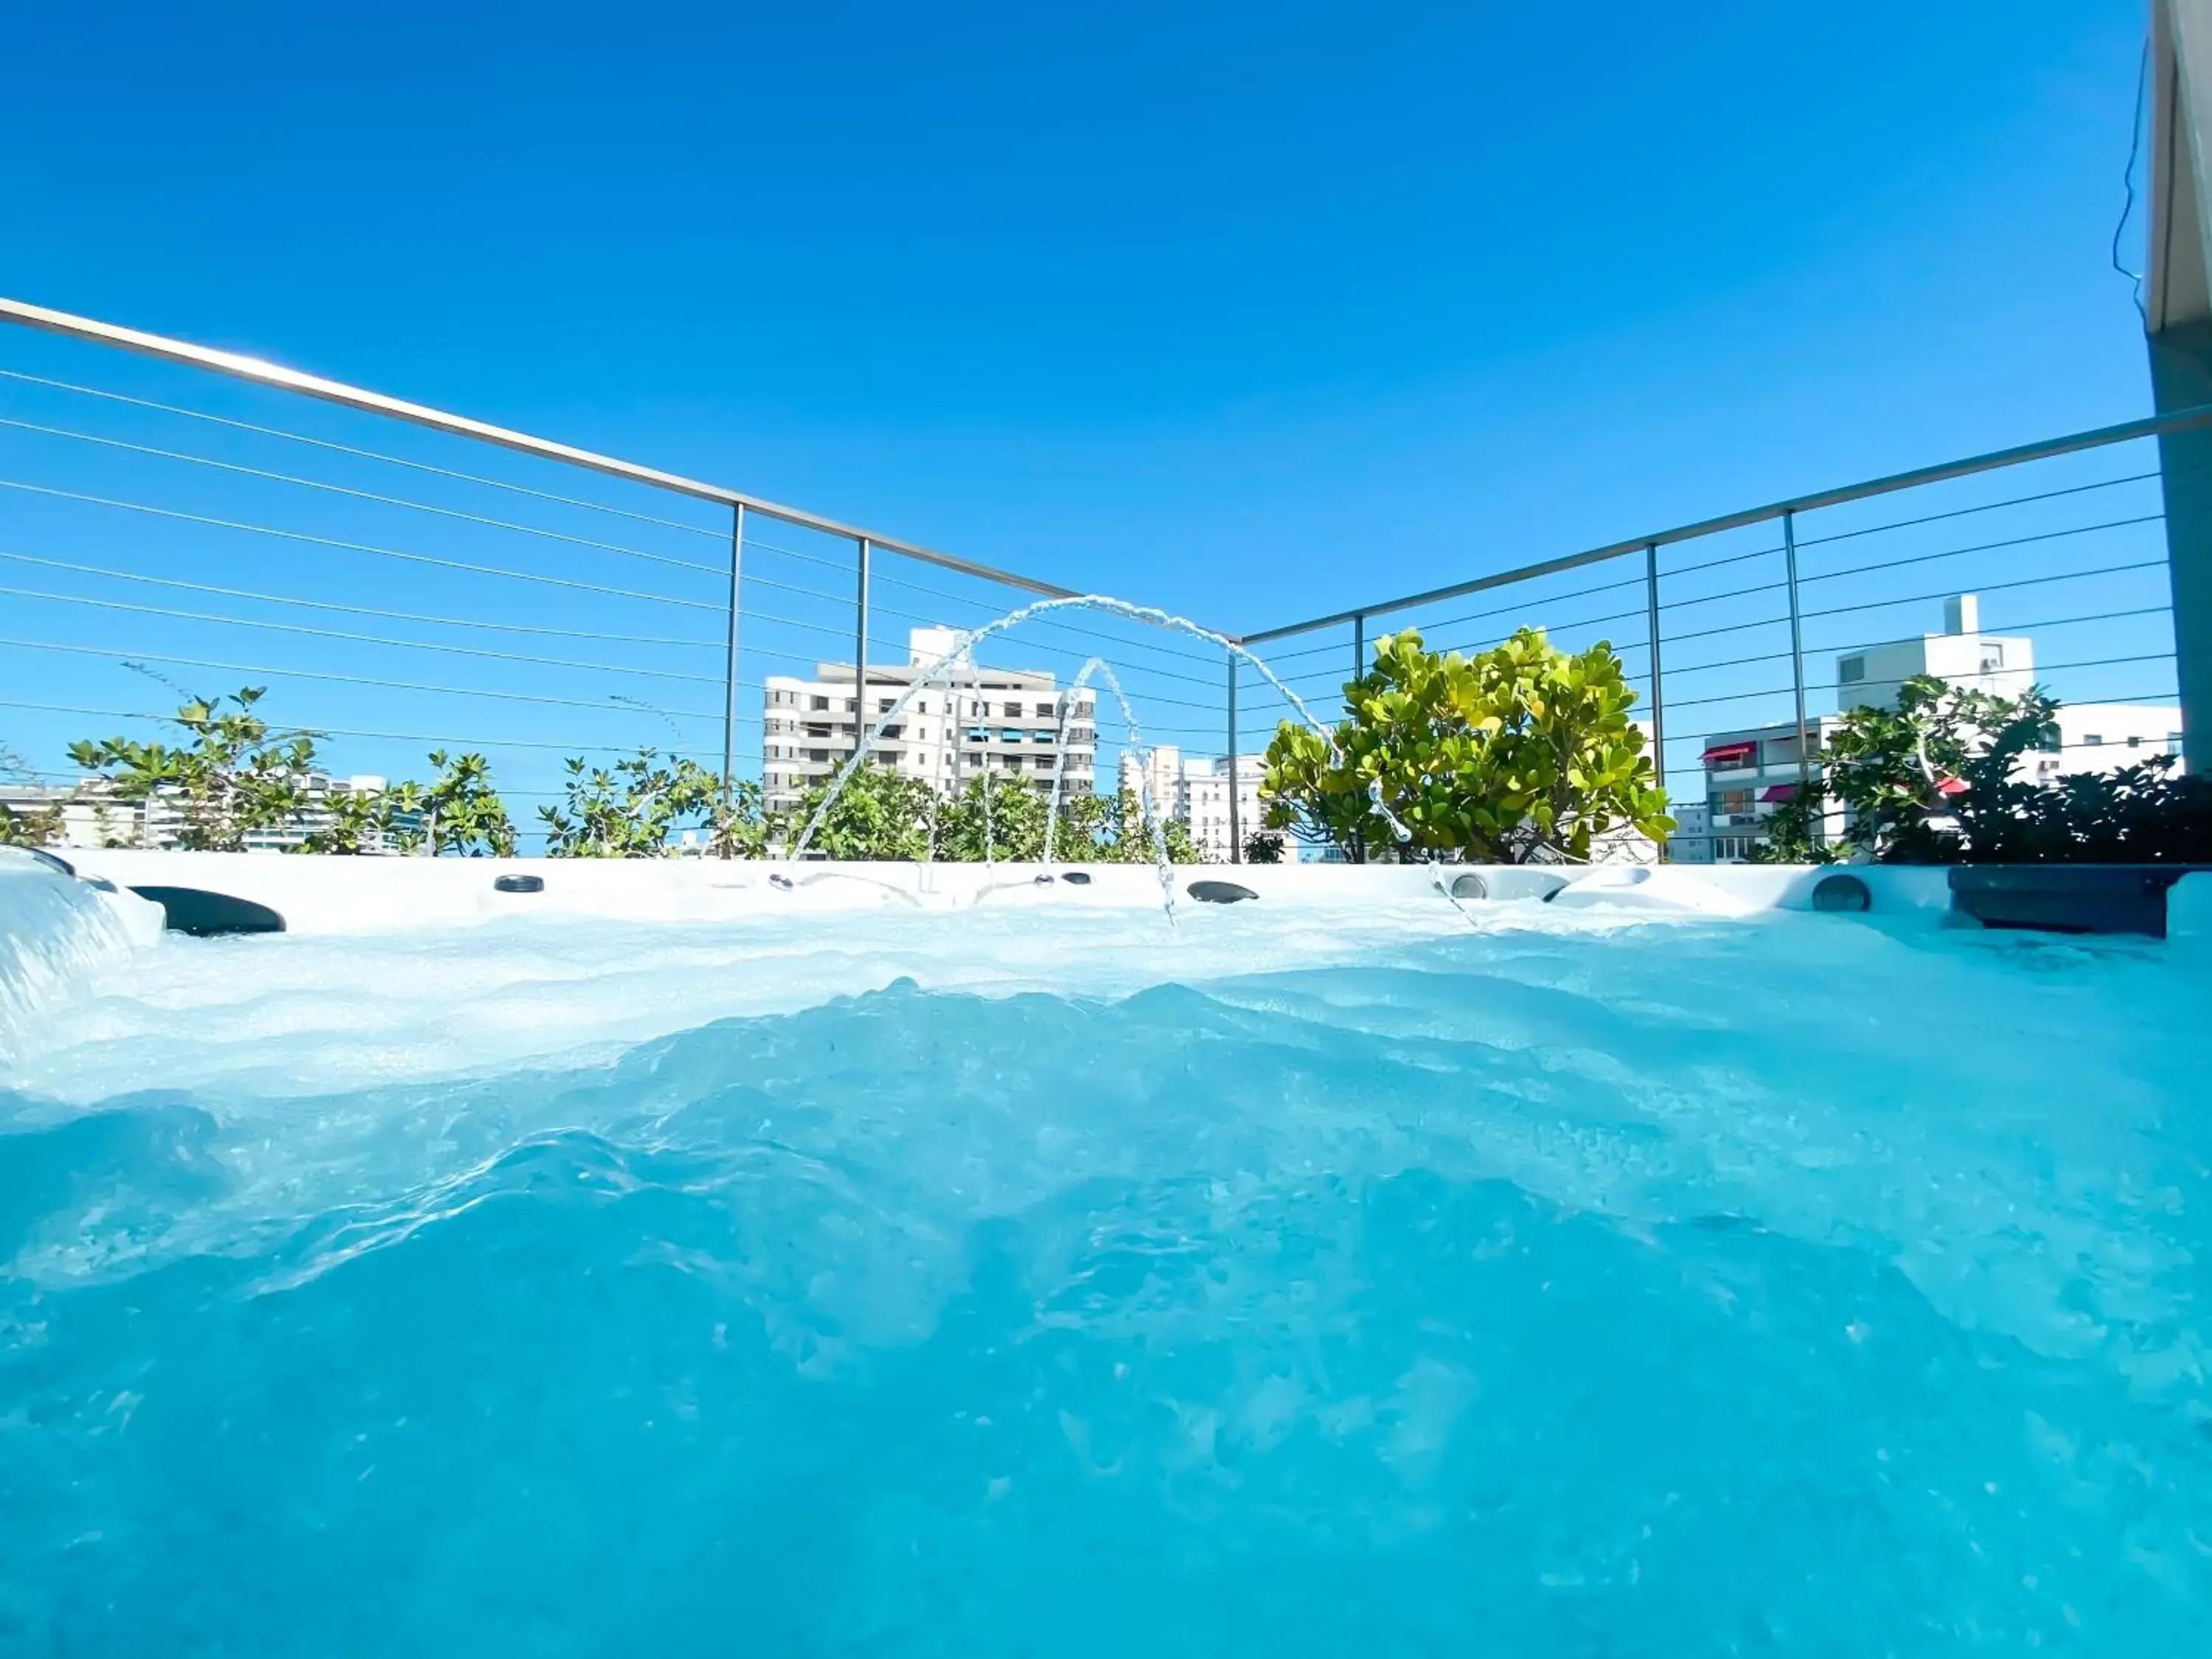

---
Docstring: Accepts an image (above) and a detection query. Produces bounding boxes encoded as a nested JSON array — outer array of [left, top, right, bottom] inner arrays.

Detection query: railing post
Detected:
[[1644, 540, 1666, 858], [1783, 509, 1809, 787], [853, 535, 871, 762], [1349, 613, 1366, 866], [1225, 650, 1241, 863], [721, 502, 744, 850]]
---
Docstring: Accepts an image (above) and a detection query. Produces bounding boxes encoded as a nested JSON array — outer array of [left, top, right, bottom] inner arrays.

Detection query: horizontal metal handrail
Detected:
[[1239, 402, 2212, 642], [0, 294, 1080, 599]]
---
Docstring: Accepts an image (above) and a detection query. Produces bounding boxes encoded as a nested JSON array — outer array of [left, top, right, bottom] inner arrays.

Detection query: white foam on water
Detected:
[[4, 892, 2207, 1405], [2, 896, 1482, 1099], [0, 855, 158, 1065], [5, 883, 2210, 1648]]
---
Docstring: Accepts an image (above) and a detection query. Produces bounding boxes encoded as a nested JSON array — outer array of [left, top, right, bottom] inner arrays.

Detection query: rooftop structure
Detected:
[[1834, 594, 2032, 710]]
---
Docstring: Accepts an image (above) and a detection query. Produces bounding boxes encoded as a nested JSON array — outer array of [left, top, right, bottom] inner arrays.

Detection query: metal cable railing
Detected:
[[10, 293, 2205, 867], [1228, 411, 2198, 863], [0, 700, 755, 758], [0, 549, 723, 647], [0, 365, 732, 536], [0, 295, 1224, 855], [0, 477, 726, 606], [1245, 510, 2177, 697], [0, 413, 730, 571]]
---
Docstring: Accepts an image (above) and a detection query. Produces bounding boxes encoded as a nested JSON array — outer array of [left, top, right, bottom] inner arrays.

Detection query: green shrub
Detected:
[[540, 748, 751, 858], [774, 764, 936, 860], [1261, 627, 1671, 863], [68, 686, 316, 852]]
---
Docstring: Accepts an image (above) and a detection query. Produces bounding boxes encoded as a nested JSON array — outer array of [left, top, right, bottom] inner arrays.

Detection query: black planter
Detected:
[[1947, 866, 2209, 939]]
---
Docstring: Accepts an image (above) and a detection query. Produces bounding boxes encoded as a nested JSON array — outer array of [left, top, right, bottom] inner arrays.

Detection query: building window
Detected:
[[1838, 656, 1865, 684], [1980, 644, 2005, 670], [1711, 789, 1754, 816], [810, 695, 829, 712]]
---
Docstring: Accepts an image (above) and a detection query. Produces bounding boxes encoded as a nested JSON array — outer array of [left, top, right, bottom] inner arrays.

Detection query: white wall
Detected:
[[2045, 705, 2187, 777], [1838, 630, 2035, 713], [52, 846, 1958, 938]]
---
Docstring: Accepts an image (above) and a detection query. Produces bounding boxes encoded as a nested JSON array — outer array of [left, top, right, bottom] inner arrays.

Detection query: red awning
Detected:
[[1935, 776, 1969, 797], [1759, 784, 1797, 803], [1701, 742, 1756, 764]]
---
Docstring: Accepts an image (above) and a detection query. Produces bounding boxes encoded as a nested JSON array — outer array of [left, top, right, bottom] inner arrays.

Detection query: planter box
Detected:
[[1947, 866, 2211, 939]]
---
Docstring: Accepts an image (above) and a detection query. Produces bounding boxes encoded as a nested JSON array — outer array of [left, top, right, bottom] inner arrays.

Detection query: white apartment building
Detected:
[[1689, 717, 1850, 863], [4, 773, 402, 851], [2046, 703, 2185, 775], [1666, 801, 1714, 865], [1116, 745, 1277, 862], [242, 775, 403, 852], [1681, 595, 2183, 862], [762, 627, 1098, 811]]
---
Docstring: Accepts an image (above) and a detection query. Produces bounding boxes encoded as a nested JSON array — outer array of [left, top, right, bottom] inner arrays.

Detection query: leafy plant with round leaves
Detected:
[[540, 748, 740, 858], [1261, 627, 1672, 864], [1040, 784, 1205, 864], [772, 763, 939, 861], [0, 742, 63, 848], [68, 686, 318, 852], [383, 751, 524, 858]]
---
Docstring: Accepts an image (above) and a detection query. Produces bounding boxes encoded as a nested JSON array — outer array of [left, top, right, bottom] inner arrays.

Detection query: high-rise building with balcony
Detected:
[[762, 627, 1098, 811]]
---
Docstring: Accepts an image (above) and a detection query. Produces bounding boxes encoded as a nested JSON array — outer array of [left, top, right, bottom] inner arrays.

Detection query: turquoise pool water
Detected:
[[2, 887, 2208, 1654]]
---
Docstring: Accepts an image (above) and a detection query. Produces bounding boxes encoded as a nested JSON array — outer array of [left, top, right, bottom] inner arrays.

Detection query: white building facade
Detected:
[[4, 773, 403, 852], [763, 627, 1097, 812], [1665, 801, 1714, 865], [1116, 745, 1277, 863], [1834, 594, 2037, 710], [1680, 595, 2183, 862]]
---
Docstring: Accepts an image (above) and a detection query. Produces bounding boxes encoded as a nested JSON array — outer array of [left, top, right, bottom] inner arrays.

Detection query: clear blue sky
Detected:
[[0, 1, 2171, 819], [0, 0, 2157, 624]]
